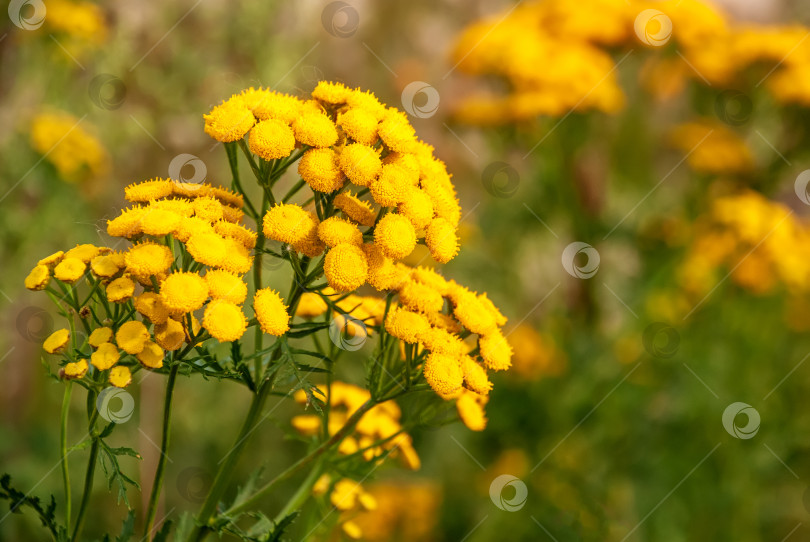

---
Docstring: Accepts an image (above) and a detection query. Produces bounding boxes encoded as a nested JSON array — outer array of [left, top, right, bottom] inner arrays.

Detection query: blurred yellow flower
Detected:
[[30, 112, 107, 182]]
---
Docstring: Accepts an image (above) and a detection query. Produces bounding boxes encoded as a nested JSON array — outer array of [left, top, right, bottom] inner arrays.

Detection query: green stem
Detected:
[[143, 364, 180, 539], [185, 377, 275, 542], [272, 459, 325, 524], [60, 383, 72, 532], [221, 398, 375, 518], [70, 439, 99, 542]]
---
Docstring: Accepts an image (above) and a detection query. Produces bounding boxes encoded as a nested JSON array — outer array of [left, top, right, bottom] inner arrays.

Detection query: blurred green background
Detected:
[[4, 0, 810, 541]]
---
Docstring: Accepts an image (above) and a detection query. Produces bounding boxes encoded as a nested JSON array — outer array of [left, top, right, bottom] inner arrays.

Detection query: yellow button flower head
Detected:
[[124, 178, 174, 202], [136, 340, 164, 368], [419, 327, 466, 357], [186, 232, 228, 267], [456, 390, 487, 431], [54, 258, 86, 283], [292, 111, 338, 147], [154, 318, 185, 351], [479, 330, 513, 371], [106, 276, 135, 303], [478, 292, 507, 327], [150, 197, 194, 217], [125, 242, 173, 280], [90, 254, 121, 278], [425, 217, 459, 264], [423, 182, 461, 226], [63, 359, 89, 379], [383, 152, 419, 180], [91, 342, 120, 370], [239, 88, 303, 124], [116, 320, 150, 355], [461, 356, 492, 395], [134, 292, 170, 325], [25, 264, 50, 291], [342, 521, 363, 540], [38, 251, 64, 266], [140, 207, 182, 237], [334, 192, 377, 227], [204, 100, 256, 142], [324, 243, 369, 292], [299, 148, 345, 193], [209, 186, 244, 209], [214, 220, 257, 249], [88, 327, 113, 347], [160, 271, 209, 313], [338, 144, 382, 187], [370, 165, 410, 207], [296, 292, 329, 318], [398, 187, 434, 229], [109, 366, 132, 388], [452, 289, 497, 335], [398, 280, 444, 314], [411, 266, 450, 295], [173, 181, 209, 199], [346, 89, 387, 120], [64, 244, 100, 263], [219, 237, 254, 274], [374, 213, 416, 260], [364, 244, 407, 291], [203, 300, 248, 342], [337, 109, 379, 146], [385, 307, 430, 343], [254, 288, 290, 336], [262, 203, 319, 246], [423, 352, 463, 397], [318, 216, 363, 248], [107, 206, 145, 238], [174, 216, 215, 243], [312, 81, 352, 104], [248, 118, 296, 161], [191, 196, 224, 223], [378, 110, 417, 152], [205, 270, 248, 304], [43, 328, 70, 354]]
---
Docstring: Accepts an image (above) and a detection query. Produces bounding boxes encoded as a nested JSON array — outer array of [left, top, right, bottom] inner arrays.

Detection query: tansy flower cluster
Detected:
[[668, 120, 754, 175], [292, 381, 420, 470], [30, 111, 108, 182], [311, 474, 378, 540], [351, 481, 441, 542], [451, 0, 810, 124], [42, 0, 108, 46], [203, 81, 462, 287], [679, 189, 810, 297]]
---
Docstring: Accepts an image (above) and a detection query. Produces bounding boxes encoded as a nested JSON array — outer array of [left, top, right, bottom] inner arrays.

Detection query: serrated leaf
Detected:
[[116, 509, 136, 542]]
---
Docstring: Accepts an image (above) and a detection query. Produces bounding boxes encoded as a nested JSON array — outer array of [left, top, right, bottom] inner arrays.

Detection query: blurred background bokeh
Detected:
[[5, 0, 810, 540]]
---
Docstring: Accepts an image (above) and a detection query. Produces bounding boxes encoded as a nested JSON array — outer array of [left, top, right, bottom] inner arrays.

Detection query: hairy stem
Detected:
[[60, 383, 72, 532]]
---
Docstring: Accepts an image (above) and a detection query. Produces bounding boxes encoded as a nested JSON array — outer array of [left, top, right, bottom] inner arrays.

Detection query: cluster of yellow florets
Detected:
[[312, 474, 377, 540], [292, 381, 420, 470], [30, 112, 108, 182], [204, 81, 462, 296], [452, 0, 810, 124]]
